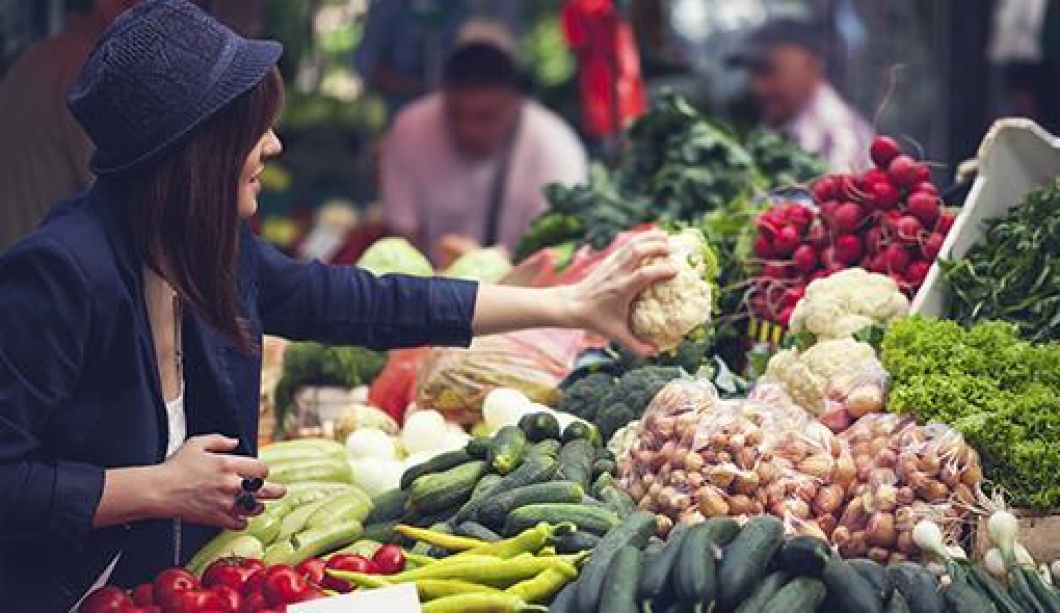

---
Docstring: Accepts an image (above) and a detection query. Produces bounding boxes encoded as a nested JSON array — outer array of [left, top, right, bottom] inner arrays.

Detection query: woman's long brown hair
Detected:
[[127, 69, 284, 352]]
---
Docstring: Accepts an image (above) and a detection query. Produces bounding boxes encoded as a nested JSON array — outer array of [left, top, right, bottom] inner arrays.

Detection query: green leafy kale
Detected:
[[274, 342, 387, 419]]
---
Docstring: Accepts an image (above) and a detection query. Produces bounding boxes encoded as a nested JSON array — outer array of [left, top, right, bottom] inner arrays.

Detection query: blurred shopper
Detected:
[[730, 19, 873, 172], [0, 0, 140, 252], [380, 40, 588, 264], [355, 0, 520, 118]]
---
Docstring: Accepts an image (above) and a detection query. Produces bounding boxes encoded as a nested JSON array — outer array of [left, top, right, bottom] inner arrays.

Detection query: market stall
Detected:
[[76, 98, 1060, 613]]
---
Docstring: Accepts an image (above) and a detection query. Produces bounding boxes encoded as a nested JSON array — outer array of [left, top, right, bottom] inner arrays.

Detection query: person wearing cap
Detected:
[[730, 19, 874, 172], [0, 2, 671, 608], [380, 39, 589, 266]]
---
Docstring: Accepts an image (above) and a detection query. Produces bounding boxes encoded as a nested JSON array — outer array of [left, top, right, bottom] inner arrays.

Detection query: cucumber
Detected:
[[821, 557, 884, 613], [556, 439, 595, 490], [592, 457, 618, 480], [361, 520, 396, 543], [887, 562, 944, 613], [736, 571, 791, 613], [502, 503, 619, 537], [594, 447, 615, 462], [562, 421, 600, 446], [591, 472, 616, 498], [848, 559, 894, 605], [717, 515, 784, 609], [886, 592, 911, 613], [465, 436, 492, 459], [488, 425, 527, 475], [468, 473, 503, 503], [407, 460, 489, 516], [677, 516, 740, 605], [599, 545, 643, 613], [476, 481, 585, 529], [597, 484, 637, 519], [554, 530, 601, 554], [968, 565, 1026, 613], [453, 455, 557, 523], [639, 523, 690, 602], [518, 411, 560, 442], [548, 579, 579, 613], [399, 448, 472, 490], [454, 521, 502, 543], [365, 488, 408, 524], [577, 511, 658, 613], [761, 577, 826, 613], [776, 536, 832, 578], [526, 439, 561, 459], [943, 574, 999, 613]]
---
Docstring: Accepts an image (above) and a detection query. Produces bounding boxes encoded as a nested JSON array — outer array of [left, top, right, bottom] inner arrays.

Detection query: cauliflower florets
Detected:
[[789, 268, 909, 341], [764, 338, 879, 415], [631, 229, 715, 351]]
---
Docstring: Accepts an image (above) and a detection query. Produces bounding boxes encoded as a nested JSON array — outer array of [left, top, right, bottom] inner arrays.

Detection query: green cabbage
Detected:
[[357, 238, 433, 277], [443, 247, 512, 283]]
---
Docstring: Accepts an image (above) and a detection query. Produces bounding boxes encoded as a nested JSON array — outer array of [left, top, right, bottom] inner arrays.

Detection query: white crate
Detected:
[[912, 118, 1060, 316]]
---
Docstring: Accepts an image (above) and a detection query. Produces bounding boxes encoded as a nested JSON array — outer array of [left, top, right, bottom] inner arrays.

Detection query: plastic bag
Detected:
[[368, 348, 431, 423], [415, 329, 581, 422], [818, 360, 891, 433]]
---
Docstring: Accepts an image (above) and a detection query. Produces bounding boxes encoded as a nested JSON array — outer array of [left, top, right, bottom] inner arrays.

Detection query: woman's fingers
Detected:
[[194, 434, 240, 453], [221, 455, 269, 480], [622, 236, 671, 266], [631, 262, 677, 292], [256, 482, 287, 501]]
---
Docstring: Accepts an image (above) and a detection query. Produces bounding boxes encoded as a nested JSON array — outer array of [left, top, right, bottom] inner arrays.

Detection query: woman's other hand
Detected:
[[155, 434, 285, 530]]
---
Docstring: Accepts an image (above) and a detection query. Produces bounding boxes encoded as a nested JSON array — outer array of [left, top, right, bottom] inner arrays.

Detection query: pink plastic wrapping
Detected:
[[819, 361, 891, 433]]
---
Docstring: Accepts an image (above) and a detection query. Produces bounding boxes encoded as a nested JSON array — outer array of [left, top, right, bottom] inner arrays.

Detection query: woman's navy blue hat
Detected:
[[68, 0, 283, 176]]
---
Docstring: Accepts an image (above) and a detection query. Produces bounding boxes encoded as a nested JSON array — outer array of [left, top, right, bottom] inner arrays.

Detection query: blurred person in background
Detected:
[[0, 0, 140, 253], [380, 38, 588, 266], [729, 18, 873, 173]]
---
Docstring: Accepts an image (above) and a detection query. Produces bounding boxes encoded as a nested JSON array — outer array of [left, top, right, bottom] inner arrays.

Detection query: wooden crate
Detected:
[[973, 508, 1060, 564]]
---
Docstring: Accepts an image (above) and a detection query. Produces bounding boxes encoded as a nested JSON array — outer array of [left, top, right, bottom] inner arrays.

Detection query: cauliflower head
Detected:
[[630, 229, 717, 351], [764, 338, 879, 414], [789, 268, 909, 341]]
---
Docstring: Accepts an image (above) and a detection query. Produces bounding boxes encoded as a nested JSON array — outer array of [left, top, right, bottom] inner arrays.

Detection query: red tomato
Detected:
[[79, 587, 132, 613], [236, 592, 267, 613], [294, 558, 327, 587], [262, 565, 310, 606], [152, 568, 198, 608], [203, 558, 266, 596], [296, 590, 328, 602], [130, 584, 154, 606], [322, 554, 378, 592], [372, 545, 406, 575], [166, 588, 228, 612]]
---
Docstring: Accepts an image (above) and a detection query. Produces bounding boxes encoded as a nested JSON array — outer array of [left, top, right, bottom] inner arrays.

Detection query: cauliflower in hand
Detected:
[[630, 229, 717, 351], [789, 268, 909, 342], [764, 337, 879, 415]]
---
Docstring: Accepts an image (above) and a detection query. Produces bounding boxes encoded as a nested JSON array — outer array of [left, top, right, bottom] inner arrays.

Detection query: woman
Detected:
[[0, 2, 674, 609]]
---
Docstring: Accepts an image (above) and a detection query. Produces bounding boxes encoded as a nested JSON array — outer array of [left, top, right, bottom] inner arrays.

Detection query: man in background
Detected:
[[730, 19, 873, 172], [380, 39, 588, 265], [0, 0, 139, 252]]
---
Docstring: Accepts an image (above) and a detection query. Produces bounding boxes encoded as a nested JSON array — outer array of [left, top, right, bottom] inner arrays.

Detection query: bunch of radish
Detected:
[[749, 135, 955, 326]]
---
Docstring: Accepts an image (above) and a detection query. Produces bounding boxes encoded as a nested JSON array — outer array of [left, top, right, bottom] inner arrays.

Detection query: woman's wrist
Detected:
[[94, 465, 171, 528], [554, 285, 589, 330]]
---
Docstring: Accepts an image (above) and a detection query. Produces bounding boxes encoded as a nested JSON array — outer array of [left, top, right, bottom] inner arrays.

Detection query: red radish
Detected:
[[865, 181, 900, 211], [897, 279, 915, 296], [806, 222, 829, 249], [793, 244, 818, 274], [833, 202, 863, 234], [762, 261, 791, 280], [836, 174, 863, 201], [778, 305, 795, 327], [807, 270, 830, 284], [819, 200, 840, 224], [870, 136, 902, 168], [906, 260, 931, 286], [868, 254, 888, 274], [784, 205, 814, 232], [914, 164, 931, 183], [862, 168, 890, 188], [883, 243, 911, 274], [819, 246, 837, 269], [887, 155, 919, 188], [834, 234, 864, 264], [783, 286, 806, 308], [895, 215, 923, 245], [865, 227, 885, 255], [826, 261, 846, 274], [753, 235, 774, 258], [912, 181, 938, 196], [906, 192, 940, 227], [774, 225, 801, 256], [920, 232, 945, 261], [812, 176, 838, 202], [756, 210, 784, 237], [936, 211, 956, 234]]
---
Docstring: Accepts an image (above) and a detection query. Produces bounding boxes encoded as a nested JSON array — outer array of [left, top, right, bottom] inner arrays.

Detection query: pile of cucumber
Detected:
[[363, 413, 635, 553]]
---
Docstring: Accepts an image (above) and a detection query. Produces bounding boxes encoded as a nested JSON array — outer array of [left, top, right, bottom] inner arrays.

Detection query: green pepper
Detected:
[[421, 592, 544, 613], [333, 555, 576, 588], [458, 522, 563, 559], [394, 524, 487, 551], [505, 566, 578, 603]]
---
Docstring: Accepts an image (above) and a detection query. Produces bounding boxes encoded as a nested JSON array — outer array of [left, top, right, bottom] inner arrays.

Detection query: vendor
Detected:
[[380, 37, 589, 265], [0, 3, 673, 610]]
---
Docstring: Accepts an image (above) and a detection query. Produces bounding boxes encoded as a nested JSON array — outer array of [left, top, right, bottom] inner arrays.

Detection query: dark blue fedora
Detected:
[[68, 0, 283, 175]]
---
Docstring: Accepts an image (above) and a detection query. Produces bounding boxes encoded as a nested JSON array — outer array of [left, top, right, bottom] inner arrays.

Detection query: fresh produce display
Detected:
[[356, 236, 435, 277], [941, 177, 1060, 342], [764, 336, 882, 416], [556, 365, 684, 441], [881, 316, 1060, 508], [443, 246, 513, 283]]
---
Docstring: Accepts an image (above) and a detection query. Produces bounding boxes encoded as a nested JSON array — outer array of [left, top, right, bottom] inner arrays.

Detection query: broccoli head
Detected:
[[597, 402, 636, 442], [602, 366, 684, 416], [557, 372, 616, 421]]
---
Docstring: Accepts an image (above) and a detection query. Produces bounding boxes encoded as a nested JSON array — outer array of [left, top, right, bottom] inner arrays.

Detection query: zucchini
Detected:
[[556, 439, 595, 490], [365, 488, 408, 524], [598, 545, 643, 613], [674, 517, 739, 604], [453, 455, 557, 523], [736, 571, 791, 613], [577, 511, 658, 613], [717, 515, 784, 609], [821, 557, 884, 613], [278, 496, 334, 542], [488, 426, 527, 475], [562, 420, 600, 446], [887, 562, 944, 613], [761, 577, 826, 613], [269, 458, 352, 484], [476, 481, 585, 529], [526, 439, 561, 459], [849, 559, 894, 605], [776, 536, 832, 578], [290, 519, 363, 562], [399, 448, 472, 490], [639, 524, 690, 602], [518, 411, 560, 442], [943, 574, 999, 613], [502, 503, 619, 537], [454, 520, 502, 542], [407, 460, 489, 516], [259, 438, 346, 463], [968, 565, 1026, 613], [886, 592, 911, 613], [465, 436, 492, 459], [306, 489, 373, 529]]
